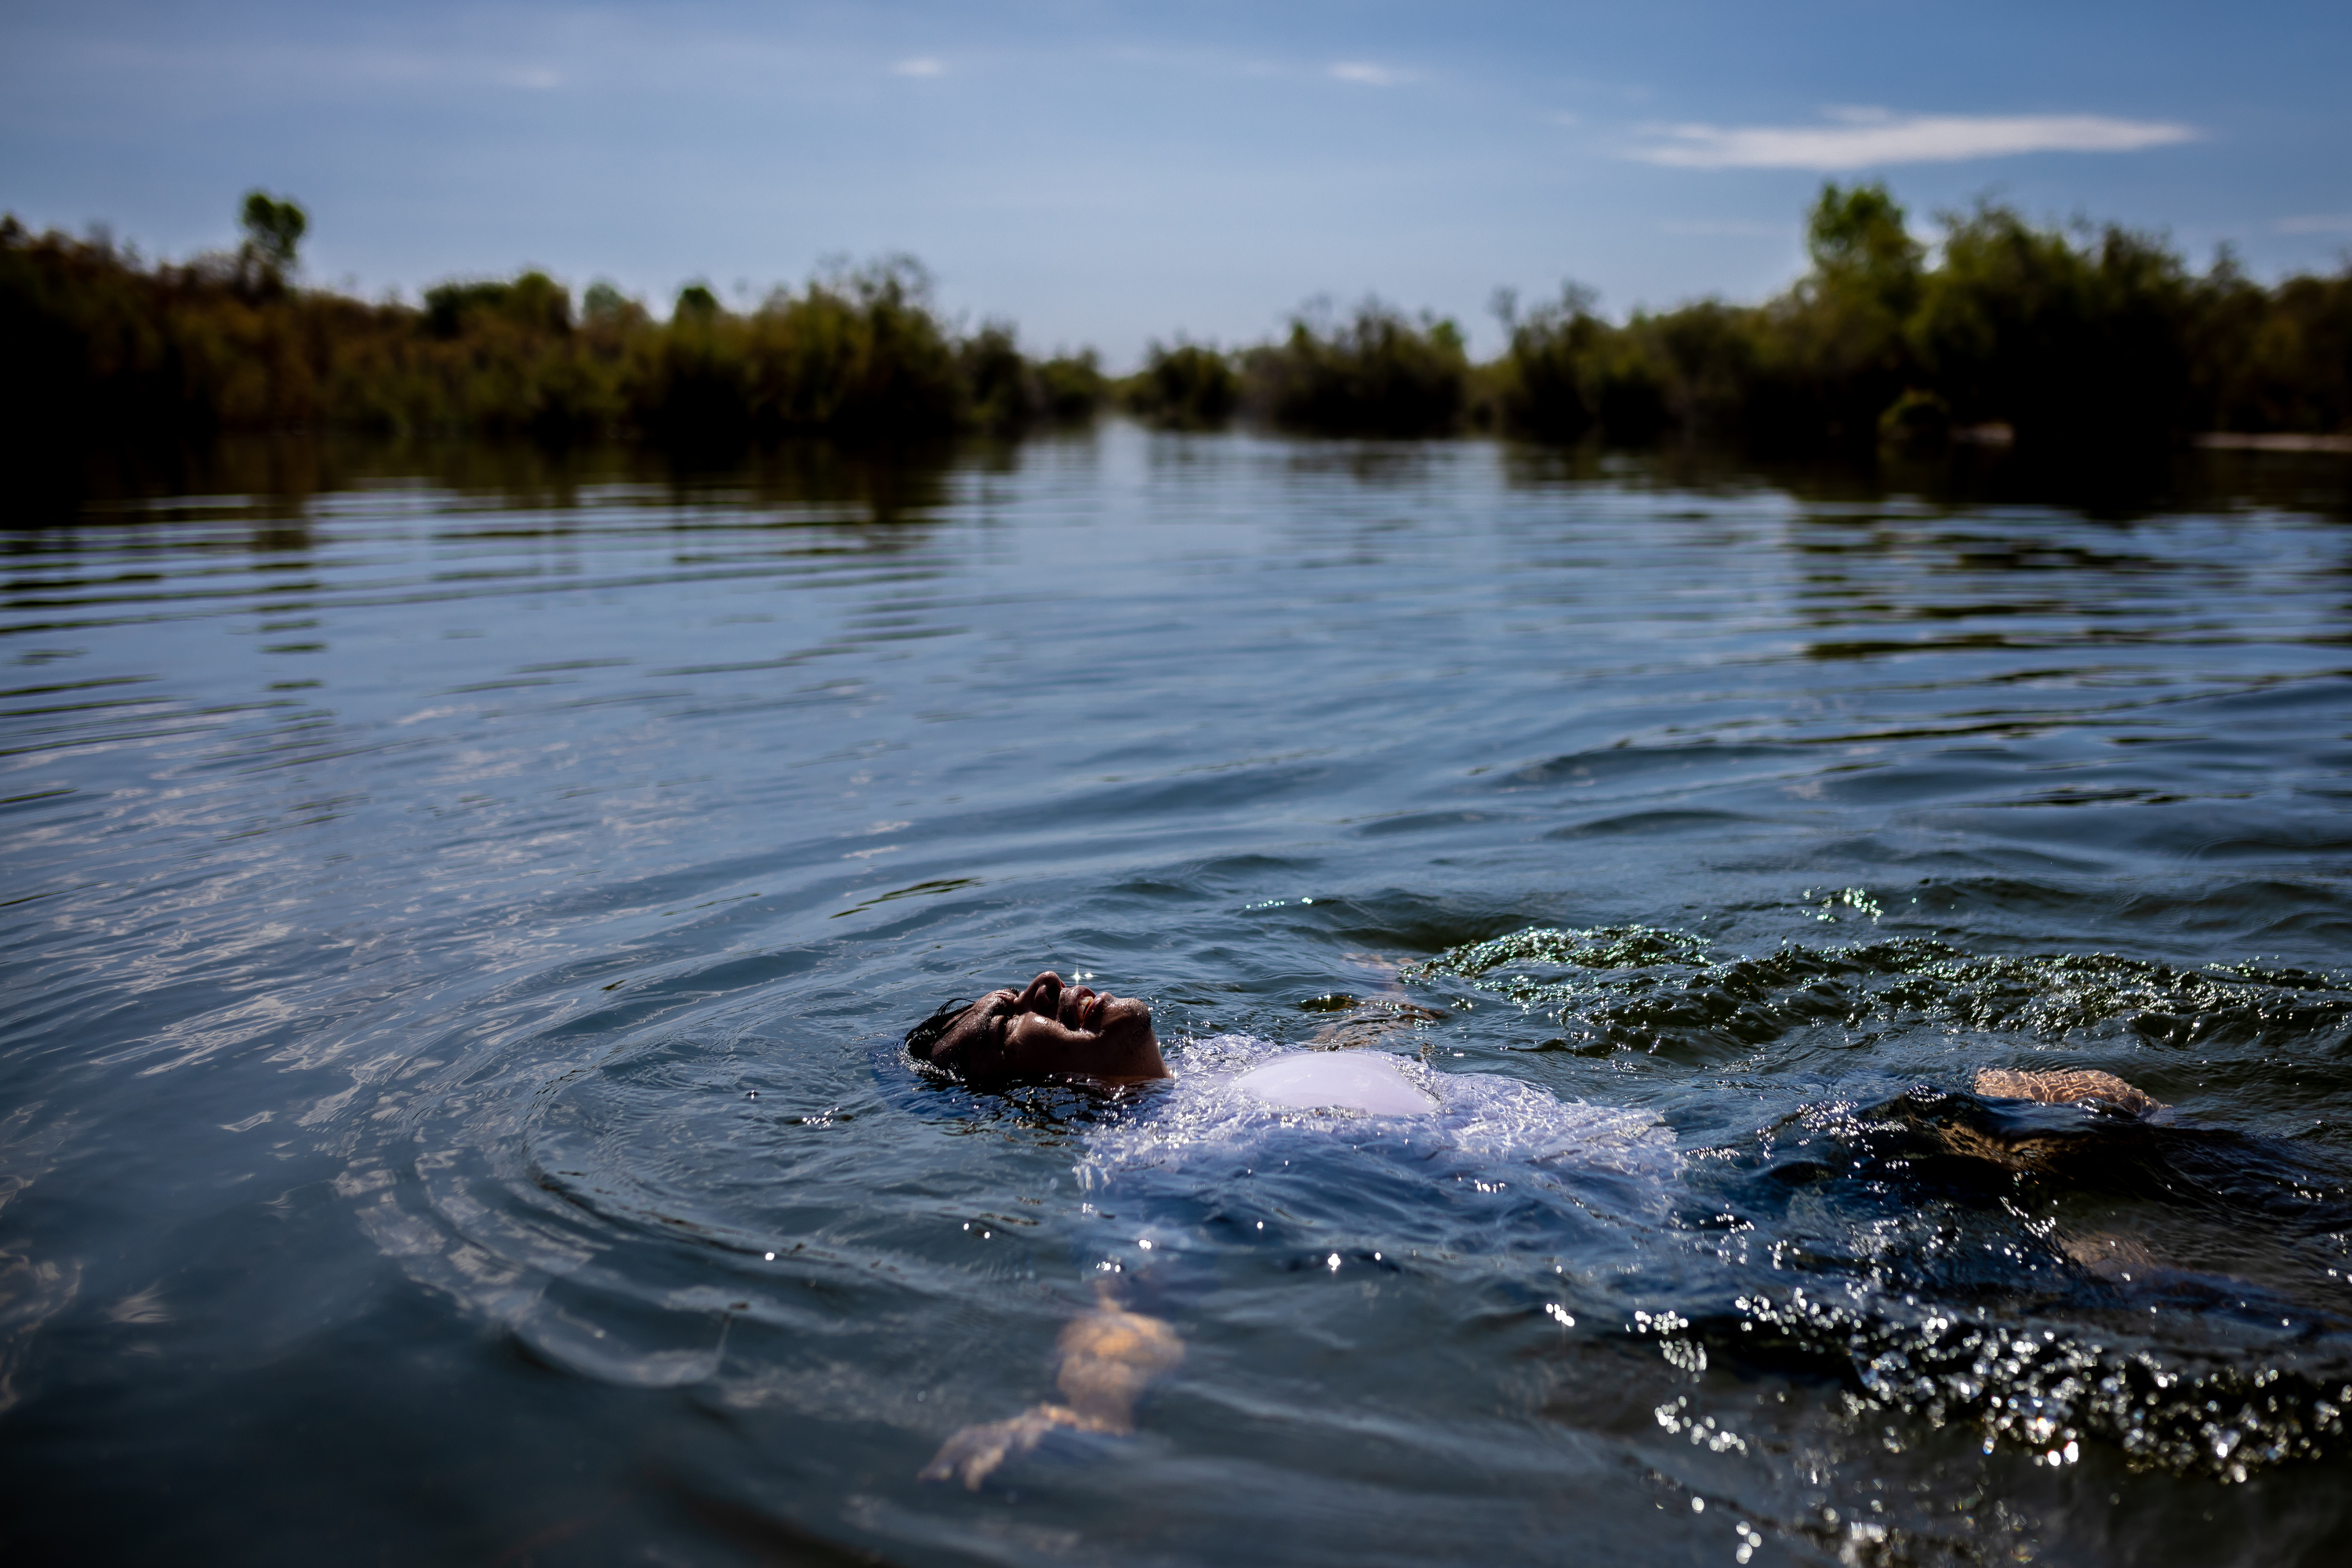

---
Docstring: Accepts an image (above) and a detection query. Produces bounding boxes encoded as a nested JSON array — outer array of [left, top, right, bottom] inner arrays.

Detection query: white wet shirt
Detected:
[[1230, 1051, 1437, 1116], [1079, 1036, 1676, 1193]]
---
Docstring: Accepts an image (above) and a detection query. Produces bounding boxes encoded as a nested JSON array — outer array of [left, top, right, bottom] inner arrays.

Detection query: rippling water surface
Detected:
[[5, 430, 2352, 1565]]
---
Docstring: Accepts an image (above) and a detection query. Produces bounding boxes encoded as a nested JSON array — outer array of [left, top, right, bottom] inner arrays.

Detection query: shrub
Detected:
[[1124, 340, 1238, 427], [1035, 351, 1108, 422], [1911, 202, 2194, 453], [0, 211, 1095, 456], [14, 181, 2352, 467], [1497, 285, 1606, 439], [1245, 300, 1468, 437]]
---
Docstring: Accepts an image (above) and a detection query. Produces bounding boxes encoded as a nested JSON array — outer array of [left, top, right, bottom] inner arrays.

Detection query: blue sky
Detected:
[[4, 1, 2347, 364]]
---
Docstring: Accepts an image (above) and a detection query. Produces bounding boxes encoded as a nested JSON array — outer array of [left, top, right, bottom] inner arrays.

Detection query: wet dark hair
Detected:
[[905, 996, 977, 1069]]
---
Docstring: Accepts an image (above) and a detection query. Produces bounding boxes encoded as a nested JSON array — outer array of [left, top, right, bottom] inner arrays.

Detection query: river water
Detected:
[[4, 428, 2350, 1566]]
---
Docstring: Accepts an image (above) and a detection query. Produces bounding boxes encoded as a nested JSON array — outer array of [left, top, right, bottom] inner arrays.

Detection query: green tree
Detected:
[[1805, 182, 1922, 315], [582, 280, 636, 323], [238, 190, 307, 275], [1911, 201, 2193, 452], [1034, 350, 1106, 421], [1744, 182, 1923, 450], [1247, 299, 1468, 436], [1498, 283, 1607, 439], [960, 320, 1031, 431], [1127, 339, 1238, 427]]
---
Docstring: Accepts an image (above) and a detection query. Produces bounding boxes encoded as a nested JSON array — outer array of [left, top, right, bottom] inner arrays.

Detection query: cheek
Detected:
[[1007, 1020, 1086, 1066]]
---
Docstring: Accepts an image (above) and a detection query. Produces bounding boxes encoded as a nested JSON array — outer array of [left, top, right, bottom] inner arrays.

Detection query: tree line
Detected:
[[5, 184, 2348, 462], [1138, 185, 2352, 454], [1, 196, 1102, 456]]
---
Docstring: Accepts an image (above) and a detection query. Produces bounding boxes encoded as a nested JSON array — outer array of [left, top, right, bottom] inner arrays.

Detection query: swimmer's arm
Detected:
[[1974, 1066, 2162, 1116], [917, 1406, 1074, 1490], [920, 1302, 1185, 1490]]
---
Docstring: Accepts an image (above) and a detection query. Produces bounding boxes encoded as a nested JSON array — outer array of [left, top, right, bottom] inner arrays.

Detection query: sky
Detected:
[[3, 1, 2347, 365]]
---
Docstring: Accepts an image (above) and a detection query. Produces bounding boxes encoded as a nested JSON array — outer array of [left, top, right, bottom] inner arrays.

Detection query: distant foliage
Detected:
[[0, 213, 1102, 458], [238, 191, 307, 276], [1494, 183, 2352, 454], [1243, 301, 1469, 437], [1033, 350, 1109, 423], [1494, 285, 1606, 439], [1122, 339, 1239, 427], [9, 183, 2350, 463], [2190, 264, 2352, 436], [644, 260, 972, 446], [1911, 202, 2193, 452], [953, 317, 1103, 432]]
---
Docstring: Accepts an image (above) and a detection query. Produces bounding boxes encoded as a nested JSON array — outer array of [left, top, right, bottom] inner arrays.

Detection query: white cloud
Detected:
[[891, 56, 945, 78], [2278, 214, 2352, 234], [1632, 108, 2200, 170], [1329, 61, 1413, 87]]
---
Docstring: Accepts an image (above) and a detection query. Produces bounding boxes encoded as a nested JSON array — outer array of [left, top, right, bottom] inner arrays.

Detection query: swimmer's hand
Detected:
[[1974, 1066, 2162, 1116], [919, 1405, 1093, 1490], [919, 1301, 1184, 1489]]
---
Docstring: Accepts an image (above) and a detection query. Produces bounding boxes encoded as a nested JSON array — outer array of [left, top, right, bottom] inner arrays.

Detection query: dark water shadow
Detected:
[[1499, 434, 2352, 521], [5, 431, 970, 534]]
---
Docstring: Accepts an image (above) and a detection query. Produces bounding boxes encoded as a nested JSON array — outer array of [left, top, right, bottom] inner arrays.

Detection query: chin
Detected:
[[1097, 1036, 1169, 1081]]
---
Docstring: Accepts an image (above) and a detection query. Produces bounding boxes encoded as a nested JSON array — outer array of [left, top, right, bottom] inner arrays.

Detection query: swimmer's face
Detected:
[[924, 971, 1167, 1084]]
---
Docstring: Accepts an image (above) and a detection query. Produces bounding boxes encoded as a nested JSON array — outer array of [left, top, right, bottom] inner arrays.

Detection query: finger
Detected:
[[920, 1426, 1006, 1488]]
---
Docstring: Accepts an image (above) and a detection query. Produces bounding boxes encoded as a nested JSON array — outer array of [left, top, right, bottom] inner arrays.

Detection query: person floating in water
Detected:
[[906, 971, 1176, 1487], [906, 970, 2165, 1488], [905, 969, 1446, 1108]]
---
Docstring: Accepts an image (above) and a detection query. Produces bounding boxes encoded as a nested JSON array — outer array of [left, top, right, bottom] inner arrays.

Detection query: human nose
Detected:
[[1017, 971, 1064, 1012]]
